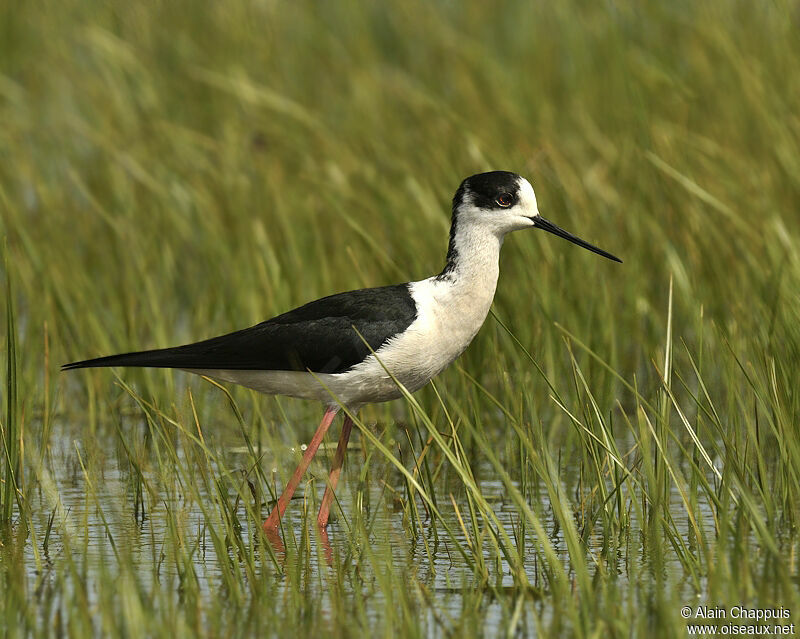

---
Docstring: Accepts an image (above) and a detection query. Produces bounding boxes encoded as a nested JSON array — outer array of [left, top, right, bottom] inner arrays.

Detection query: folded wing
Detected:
[[62, 284, 418, 375]]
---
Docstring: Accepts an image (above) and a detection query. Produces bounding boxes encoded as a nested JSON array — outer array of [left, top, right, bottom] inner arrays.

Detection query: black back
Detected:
[[62, 284, 418, 374]]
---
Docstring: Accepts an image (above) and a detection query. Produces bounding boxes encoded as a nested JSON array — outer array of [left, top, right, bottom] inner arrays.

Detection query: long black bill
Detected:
[[532, 216, 621, 263]]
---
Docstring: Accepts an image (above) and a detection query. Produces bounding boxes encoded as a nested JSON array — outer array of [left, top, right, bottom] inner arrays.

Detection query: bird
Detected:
[[62, 171, 620, 536]]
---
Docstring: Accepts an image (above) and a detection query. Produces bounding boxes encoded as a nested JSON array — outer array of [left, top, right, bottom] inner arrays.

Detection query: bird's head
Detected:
[[453, 171, 621, 262]]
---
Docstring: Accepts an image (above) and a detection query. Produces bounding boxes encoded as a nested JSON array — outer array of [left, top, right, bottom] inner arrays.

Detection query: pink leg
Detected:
[[318, 525, 334, 567], [317, 413, 354, 528], [263, 406, 339, 533]]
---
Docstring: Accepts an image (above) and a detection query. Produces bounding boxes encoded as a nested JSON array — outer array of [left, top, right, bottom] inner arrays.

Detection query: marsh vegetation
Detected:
[[2, 1, 799, 636]]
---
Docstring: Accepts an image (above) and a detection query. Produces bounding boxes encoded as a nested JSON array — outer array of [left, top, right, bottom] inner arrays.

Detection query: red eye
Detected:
[[496, 193, 513, 207]]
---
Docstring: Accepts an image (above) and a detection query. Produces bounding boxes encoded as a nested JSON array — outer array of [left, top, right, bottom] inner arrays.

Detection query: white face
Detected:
[[508, 177, 540, 231], [460, 175, 541, 237]]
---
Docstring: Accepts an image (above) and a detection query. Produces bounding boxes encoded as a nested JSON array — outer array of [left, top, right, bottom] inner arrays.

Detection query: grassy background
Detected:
[[2, 0, 800, 636]]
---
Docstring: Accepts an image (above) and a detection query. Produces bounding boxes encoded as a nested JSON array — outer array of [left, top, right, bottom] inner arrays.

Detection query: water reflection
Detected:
[[14, 419, 716, 634]]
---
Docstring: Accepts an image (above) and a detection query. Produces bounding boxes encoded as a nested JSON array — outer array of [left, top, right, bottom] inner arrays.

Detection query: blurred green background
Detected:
[[3, 1, 799, 389], [2, 1, 799, 637]]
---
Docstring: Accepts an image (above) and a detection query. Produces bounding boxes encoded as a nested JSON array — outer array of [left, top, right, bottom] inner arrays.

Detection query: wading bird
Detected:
[[63, 171, 620, 537]]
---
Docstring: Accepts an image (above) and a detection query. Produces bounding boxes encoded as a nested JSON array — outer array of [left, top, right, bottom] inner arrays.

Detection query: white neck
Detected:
[[437, 221, 503, 300], [408, 221, 504, 368]]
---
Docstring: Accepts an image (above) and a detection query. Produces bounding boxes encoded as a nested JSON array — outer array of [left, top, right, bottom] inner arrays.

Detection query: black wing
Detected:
[[62, 284, 418, 374]]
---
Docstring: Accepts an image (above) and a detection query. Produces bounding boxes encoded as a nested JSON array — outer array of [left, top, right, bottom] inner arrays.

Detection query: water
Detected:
[[10, 414, 715, 636]]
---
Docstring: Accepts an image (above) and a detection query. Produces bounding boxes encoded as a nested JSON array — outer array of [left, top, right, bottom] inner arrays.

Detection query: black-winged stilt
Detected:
[[63, 171, 620, 536]]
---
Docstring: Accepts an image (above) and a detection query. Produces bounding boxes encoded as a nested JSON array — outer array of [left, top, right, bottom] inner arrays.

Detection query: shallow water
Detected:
[[13, 413, 716, 636]]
